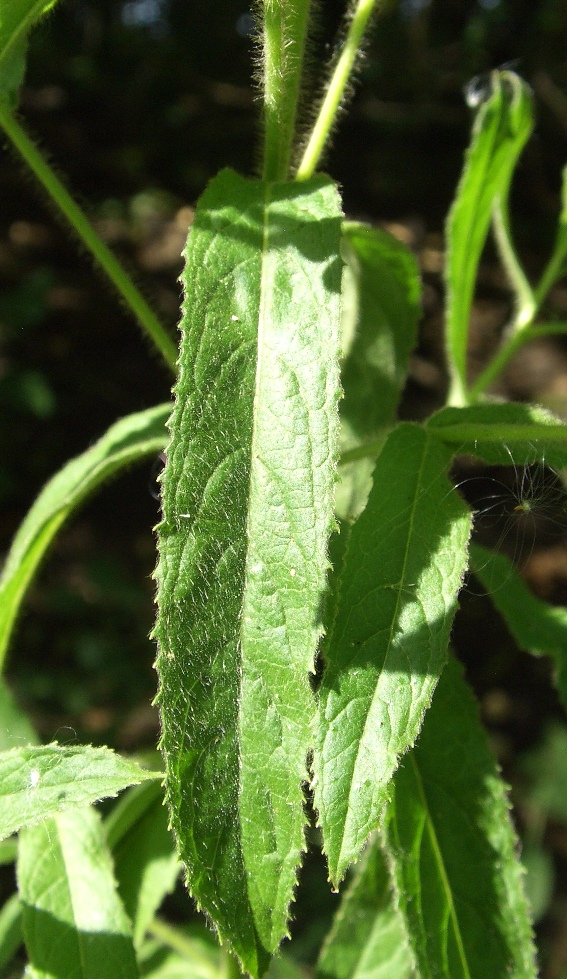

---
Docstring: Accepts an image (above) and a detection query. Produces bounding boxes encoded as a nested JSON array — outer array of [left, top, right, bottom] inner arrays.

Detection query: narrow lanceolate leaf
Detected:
[[337, 222, 420, 520], [383, 654, 538, 979], [470, 544, 567, 713], [0, 743, 160, 840], [154, 168, 342, 975], [0, 403, 169, 670], [445, 70, 533, 401], [314, 423, 471, 885], [18, 808, 138, 979], [0, 0, 60, 108], [316, 835, 413, 979]]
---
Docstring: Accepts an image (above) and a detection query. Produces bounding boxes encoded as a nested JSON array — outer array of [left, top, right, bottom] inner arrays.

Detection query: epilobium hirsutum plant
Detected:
[[1, 1, 567, 976]]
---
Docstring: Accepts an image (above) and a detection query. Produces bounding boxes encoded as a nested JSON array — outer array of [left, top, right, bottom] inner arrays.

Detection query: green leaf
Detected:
[[470, 544, 567, 713], [0, 743, 160, 840], [0, 402, 170, 670], [0, 893, 23, 974], [428, 402, 567, 468], [445, 71, 533, 402], [0, 0, 59, 109], [336, 222, 420, 520], [382, 654, 537, 979], [316, 835, 413, 979], [17, 807, 138, 979], [314, 423, 471, 885], [154, 168, 342, 975], [109, 783, 180, 949]]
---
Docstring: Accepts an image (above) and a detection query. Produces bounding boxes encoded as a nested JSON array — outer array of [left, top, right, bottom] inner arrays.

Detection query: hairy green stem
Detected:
[[0, 105, 177, 371], [296, 0, 379, 180], [492, 198, 535, 330], [262, 0, 313, 181]]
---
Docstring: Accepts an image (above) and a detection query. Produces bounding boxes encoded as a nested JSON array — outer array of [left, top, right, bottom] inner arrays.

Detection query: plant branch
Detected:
[[0, 105, 177, 372], [295, 0, 379, 181], [261, 0, 313, 182]]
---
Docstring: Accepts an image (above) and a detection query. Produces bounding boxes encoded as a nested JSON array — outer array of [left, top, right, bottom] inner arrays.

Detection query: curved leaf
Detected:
[[445, 71, 533, 400], [314, 423, 471, 885], [0, 402, 170, 670], [154, 168, 342, 975], [0, 0, 60, 108], [382, 654, 537, 979]]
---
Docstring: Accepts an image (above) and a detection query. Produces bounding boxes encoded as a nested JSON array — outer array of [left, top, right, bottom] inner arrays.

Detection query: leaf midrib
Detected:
[[409, 753, 471, 979], [337, 429, 432, 875]]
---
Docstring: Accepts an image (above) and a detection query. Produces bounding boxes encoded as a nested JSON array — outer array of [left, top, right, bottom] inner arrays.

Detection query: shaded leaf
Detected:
[[18, 807, 138, 979], [0, 402, 170, 669], [0, 743, 160, 840], [383, 654, 537, 979], [470, 544, 567, 712], [109, 782, 179, 949], [337, 222, 420, 520], [314, 423, 471, 885], [316, 835, 413, 979], [154, 169, 342, 975], [0, 892, 23, 974]]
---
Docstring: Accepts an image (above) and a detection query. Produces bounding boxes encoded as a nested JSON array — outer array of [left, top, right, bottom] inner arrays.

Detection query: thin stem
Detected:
[[534, 164, 567, 308], [467, 329, 525, 402], [0, 105, 177, 372], [492, 198, 535, 330], [534, 234, 567, 310], [147, 918, 216, 969], [262, 0, 313, 182], [296, 0, 379, 181]]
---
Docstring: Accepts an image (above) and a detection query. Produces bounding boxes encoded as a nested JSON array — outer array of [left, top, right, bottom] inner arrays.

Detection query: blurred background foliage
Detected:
[[2, 0, 567, 974]]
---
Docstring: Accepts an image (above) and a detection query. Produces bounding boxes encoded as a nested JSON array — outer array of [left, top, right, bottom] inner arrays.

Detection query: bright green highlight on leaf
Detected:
[[445, 70, 533, 405], [18, 807, 138, 979], [154, 168, 342, 976], [0, 403, 170, 672], [0, 743, 160, 841], [383, 654, 537, 979], [314, 423, 471, 885]]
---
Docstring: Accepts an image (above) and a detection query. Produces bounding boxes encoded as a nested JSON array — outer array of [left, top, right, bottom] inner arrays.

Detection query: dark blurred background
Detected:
[[2, 0, 567, 973]]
